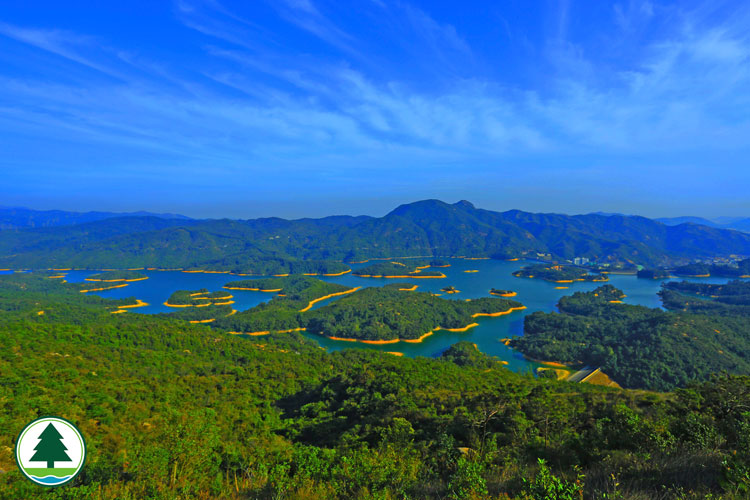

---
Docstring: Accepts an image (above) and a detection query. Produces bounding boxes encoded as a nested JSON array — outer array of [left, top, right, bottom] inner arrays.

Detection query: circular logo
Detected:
[[15, 416, 86, 487]]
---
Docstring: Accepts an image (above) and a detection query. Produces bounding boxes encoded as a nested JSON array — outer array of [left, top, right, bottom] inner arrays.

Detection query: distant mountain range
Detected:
[[0, 206, 191, 230], [655, 216, 750, 232], [1, 200, 749, 270]]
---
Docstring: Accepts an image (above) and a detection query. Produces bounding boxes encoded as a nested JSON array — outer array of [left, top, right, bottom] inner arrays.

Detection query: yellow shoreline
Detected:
[[117, 299, 149, 309], [223, 286, 282, 292], [436, 322, 478, 332], [81, 283, 129, 293], [322, 307, 524, 344], [345, 255, 433, 265], [399, 285, 419, 291], [463, 270, 479, 273], [354, 273, 446, 279], [525, 357, 570, 368], [229, 327, 307, 336], [471, 306, 527, 318], [165, 293, 234, 307], [84, 277, 149, 282], [302, 269, 352, 277], [489, 291, 517, 297], [299, 287, 360, 312]]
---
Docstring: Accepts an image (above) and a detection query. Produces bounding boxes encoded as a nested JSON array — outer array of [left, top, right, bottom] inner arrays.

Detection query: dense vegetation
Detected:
[[636, 268, 672, 279], [511, 285, 750, 391], [352, 261, 446, 278], [164, 289, 234, 306], [661, 280, 750, 316], [3, 200, 750, 272], [223, 276, 352, 311], [512, 264, 608, 283], [674, 259, 750, 278], [1, 274, 750, 499], [84, 270, 148, 281], [216, 278, 522, 341], [429, 259, 450, 267], [214, 277, 355, 333], [303, 285, 523, 341]]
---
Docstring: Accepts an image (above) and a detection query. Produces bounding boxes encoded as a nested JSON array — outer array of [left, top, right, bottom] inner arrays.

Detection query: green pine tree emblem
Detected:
[[30, 423, 71, 468]]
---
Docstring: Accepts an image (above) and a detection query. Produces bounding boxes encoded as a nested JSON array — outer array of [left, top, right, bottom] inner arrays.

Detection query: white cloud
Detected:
[[1, 0, 749, 180]]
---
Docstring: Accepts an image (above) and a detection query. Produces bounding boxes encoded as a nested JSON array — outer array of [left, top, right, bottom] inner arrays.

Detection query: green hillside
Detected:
[[2, 200, 750, 271], [0, 273, 749, 498], [511, 285, 750, 391]]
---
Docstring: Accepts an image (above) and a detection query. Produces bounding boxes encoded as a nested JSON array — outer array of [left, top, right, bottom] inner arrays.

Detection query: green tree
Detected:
[[30, 423, 71, 469]]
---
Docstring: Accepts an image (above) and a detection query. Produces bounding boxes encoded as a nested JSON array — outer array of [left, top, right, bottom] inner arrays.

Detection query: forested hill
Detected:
[[2, 200, 750, 271], [2, 274, 750, 498]]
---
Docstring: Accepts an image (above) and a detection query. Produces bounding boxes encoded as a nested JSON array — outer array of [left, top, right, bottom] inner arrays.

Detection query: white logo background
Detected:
[[16, 417, 85, 485]]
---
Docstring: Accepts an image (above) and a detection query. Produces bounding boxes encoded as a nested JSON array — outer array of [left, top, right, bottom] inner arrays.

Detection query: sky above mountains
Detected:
[[1, 1, 748, 218]]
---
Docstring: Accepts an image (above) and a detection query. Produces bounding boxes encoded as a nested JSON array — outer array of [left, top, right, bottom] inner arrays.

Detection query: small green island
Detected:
[[352, 261, 446, 278], [164, 289, 235, 306], [85, 270, 149, 282], [159, 289, 236, 322], [512, 264, 608, 283], [428, 259, 450, 267], [489, 288, 516, 297], [636, 268, 672, 279], [76, 270, 150, 293], [440, 286, 460, 294], [674, 259, 750, 278], [674, 263, 712, 277]]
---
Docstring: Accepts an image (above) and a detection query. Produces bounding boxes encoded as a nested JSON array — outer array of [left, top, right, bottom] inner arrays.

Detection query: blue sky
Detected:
[[1, 0, 749, 218]]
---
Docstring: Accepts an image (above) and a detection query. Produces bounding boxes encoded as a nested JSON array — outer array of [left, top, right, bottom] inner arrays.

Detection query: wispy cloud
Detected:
[[0, 21, 126, 79], [1, 0, 750, 215]]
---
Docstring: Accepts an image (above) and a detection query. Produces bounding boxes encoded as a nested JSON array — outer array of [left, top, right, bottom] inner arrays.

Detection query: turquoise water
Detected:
[[60, 259, 739, 373], [32, 475, 71, 485]]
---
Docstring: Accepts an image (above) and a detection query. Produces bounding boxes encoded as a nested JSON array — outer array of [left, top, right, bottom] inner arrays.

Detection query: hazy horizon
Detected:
[[2, 1, 748, 218], [2, 199, 746, 222]]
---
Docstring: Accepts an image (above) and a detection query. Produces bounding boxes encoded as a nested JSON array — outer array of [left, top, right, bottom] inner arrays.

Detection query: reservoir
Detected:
[[61, 258, 738, 373]]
